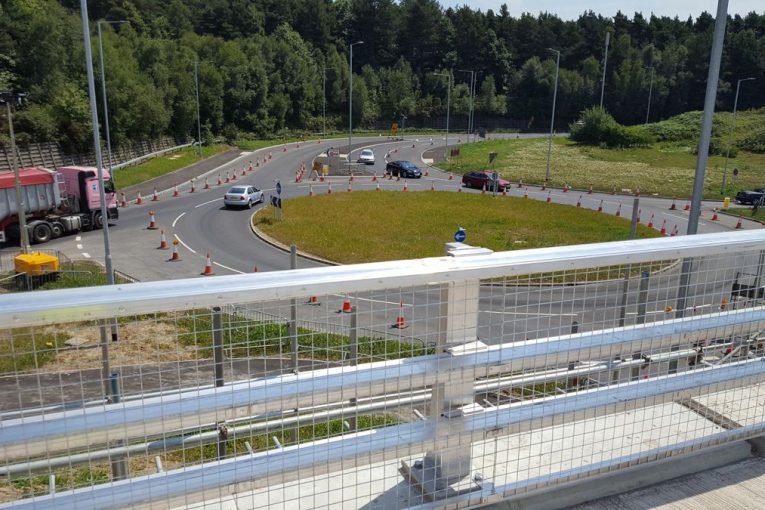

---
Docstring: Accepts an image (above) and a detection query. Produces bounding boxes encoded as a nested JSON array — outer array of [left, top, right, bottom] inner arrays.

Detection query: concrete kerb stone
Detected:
[[718, 208, 764, 226], [249, 209, 338, 266]]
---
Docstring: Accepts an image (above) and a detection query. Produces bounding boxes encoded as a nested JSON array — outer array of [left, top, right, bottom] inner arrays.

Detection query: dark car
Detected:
[[461, 171, 511, 191], [386, 161, 422, 178], [735, 190, 765, 205]]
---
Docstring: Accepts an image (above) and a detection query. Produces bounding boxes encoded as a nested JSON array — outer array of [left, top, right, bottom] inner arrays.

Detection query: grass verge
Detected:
[[722, 207, 765, 223], [254, 191, 659, 264], [111, 145, 230, 188]]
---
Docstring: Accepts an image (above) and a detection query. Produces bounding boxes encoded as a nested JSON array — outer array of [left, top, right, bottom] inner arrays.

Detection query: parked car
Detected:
[[385, 160, 422, 178], [224, 185, 263, 208], [461, 171, 511, 191], [735, 189, 765, 205], [357, 149, 375, 165]]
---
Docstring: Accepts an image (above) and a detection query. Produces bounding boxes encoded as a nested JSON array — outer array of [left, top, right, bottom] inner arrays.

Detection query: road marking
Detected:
[[213, 261, 245, 274], [81, 252, 91, 258], [76, 244, 83, 250], [195, 198, 220, 208], [172, 212, 186, 227], [483, 310, 578, 317], [666, 213, 687, 221], [75, 236, 81, 241], [173, 234, 196, 254]]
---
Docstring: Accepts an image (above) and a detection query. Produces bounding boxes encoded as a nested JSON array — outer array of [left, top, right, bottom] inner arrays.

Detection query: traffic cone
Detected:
[[615, 204, 621, 217], [457, 186, 462, 193], [120, 192, 128, 208], [327, 181, 332, 194], [189, 179, 197, 192], [637, 209, 642, 223], [341, 296, 352, 313], [576, 195, 582, 207], [403, 181, 408, 192], [392, 300, 407, 329], [736, 217, 743, 229], [587, 184, 593, 195], [712, 209, 719, 221], [502, 188, 507, 197], [320, 174, 325, 182], [349, 174, 354, 182], [376, 182, 381, 192], [431, 180, 436, 191], [204, 177, 210, 189], [669, 198, 676, 210], [482, 183, 487, 194], [168, 240, 181, 261], [136, 191, 143, 205], [424, 169, 429, 177], [252, 265, 259, 272], [611, 186, 616, 195], [147, 211, 158, 230], [396, 174, 401, 182], [563, 184, 569, 193], [546, 191, 551, 203], [268, 151, 272, 160], [523, 188, 528, 199], [217, 173, 222, 186], [670, 225, 678, 237], [201, 252, 214, 275], [283, 145, 287, 152], [517, 180, 523, 189], [309, 184, 314, 197], [151, 188, 159, 201], [347, 181, 352, 192], [684, 201, 690, 211], [248, 161, 253, 172], [597, 199, 603, 212], [173, 184, 180, 197], [306, 295, 320, 305], [648, 213, 654, 228], [660, 219, 667, 235], [157, 230, 169, 250], [635, 187, 640, 197], [230, 171, 236, 181], [225, 172, 230, 183], [372, 173, 378, 182], [241, 166, 246, 177], [448, 174, 453, 180], [720, 297, 729, 310]]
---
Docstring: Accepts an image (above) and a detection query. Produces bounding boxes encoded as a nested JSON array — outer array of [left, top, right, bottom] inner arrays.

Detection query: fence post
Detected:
[[289, 245, 299, 444], [347, 307, 358, 432], [637, 271, 650, 324], [212, 307, 224, 388], [109, 373, 129, 481]]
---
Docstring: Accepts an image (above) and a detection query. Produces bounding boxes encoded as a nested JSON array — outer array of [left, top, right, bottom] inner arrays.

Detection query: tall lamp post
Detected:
[[1, 92, 30, 253], [194, 59, 203, 157], [348, 41, 363, 172], [600, 31, 610, 109], [645, 66, 655, 125], [458, 69, 475, 144], [433, 72, 452, 161], [721, 77, 755, 195], [545, 48, 561, 184], [322, 66, 336, 139], [97, 20, 128, 176]]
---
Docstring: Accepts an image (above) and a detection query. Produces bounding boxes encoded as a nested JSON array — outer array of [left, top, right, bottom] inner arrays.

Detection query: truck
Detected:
[[0, 165, 119, 244]]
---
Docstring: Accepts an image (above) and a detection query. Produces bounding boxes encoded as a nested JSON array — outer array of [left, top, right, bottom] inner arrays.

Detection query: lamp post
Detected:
[[721, 77, 755, 195], [348, 41, 363, 172], [645, 66, 655, 125], [600, 31, 610, 109], [97, 20, 127, 177], [194, 59, 202, 157], [434, 72, 452, 161], [458, 69, 475, 143], [323, 66, 336, 139], [545, 48, 561, 184], [1, 92, 30, 253]]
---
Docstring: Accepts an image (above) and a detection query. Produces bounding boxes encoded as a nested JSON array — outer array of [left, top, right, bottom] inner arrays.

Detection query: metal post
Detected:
[[99, 320, 111, 399], [678, 0, 728, 318], [722, 77, 755, 195], [637, 271, 650, 325], [645, 67, 654, 125], [600, 31, 610, 109], [323, 67, 326, 138], [629, 196, 639, 240], [545, 49, 560, 184], [434, 73, 451, 160], [4, 99, 30, 253], [347, 307, 358, 431], [212, 306, 223, 387], [570, 321, 579, 334], [348, 41, 363, 173], [618, 198, 640, 327], [216, 422, 228, 460], [459, 70, 474, 143], [109, 372, 128, 480], [194, 59, 202, 157], [471, 72, 478, 142], [289, 245, 298, 371]]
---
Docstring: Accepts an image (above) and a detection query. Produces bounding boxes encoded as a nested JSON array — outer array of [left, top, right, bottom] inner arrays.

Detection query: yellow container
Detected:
[[723, 197, 730, 209], [14, 252, 60, 276]]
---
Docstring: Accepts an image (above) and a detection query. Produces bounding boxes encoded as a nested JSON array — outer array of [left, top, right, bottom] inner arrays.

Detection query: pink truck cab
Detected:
[[57, 166, 119, 214]]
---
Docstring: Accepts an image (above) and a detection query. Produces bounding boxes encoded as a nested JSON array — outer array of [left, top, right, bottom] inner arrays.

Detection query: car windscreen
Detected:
[[229, 187, 246, 194], [401, 162, 416, 169]]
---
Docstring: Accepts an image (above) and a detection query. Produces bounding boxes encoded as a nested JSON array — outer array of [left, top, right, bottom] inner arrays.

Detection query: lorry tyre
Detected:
[[50, 222, 65, 239], [32, 222, 53, 244], [93, 211, 104, 229]]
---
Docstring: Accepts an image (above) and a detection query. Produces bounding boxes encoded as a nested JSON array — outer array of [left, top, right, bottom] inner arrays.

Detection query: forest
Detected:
[[0, 0, 764, 153]]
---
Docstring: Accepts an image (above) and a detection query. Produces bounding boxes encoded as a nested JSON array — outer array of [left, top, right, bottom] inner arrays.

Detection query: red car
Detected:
[[461, 171, 511, 191]]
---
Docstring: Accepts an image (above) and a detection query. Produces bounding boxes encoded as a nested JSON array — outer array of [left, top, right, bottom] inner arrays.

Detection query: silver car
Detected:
[[224, 185, 263, 208], [357, 149, 375, 165]]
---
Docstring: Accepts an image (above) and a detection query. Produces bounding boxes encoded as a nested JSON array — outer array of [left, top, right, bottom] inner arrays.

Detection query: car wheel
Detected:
[[50, 222, 64, 239], [248, 199, 253, 208], [32, 222, 53, 244]]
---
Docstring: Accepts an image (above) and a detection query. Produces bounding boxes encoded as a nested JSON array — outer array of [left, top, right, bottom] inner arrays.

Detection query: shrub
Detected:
[[570, 108, 654, 148]]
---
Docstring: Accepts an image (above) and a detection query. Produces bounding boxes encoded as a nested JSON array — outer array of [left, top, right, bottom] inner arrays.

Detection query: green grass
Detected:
[[442, 137, 765, 199], [722, 207, 765, 223], [111, 145, 230, 188], [254, 191, 658, 264], [0, 327, 68, 374]]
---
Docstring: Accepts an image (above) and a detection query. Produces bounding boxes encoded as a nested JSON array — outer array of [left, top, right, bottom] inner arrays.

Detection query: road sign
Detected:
[[276, 181, 282, 195], [454, 228, 466, 243]]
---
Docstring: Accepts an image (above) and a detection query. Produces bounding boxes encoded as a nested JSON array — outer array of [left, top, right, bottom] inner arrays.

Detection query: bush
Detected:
[[570, 108, 654, 148]]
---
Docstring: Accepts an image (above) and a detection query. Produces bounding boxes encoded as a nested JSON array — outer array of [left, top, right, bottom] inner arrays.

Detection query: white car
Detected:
[[223, 185, 263, 208], [357, 149, 375, 165]]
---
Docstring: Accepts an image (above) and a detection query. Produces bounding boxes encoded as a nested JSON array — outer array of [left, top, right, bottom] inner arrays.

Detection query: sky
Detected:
[[441, 1, 761, 20]]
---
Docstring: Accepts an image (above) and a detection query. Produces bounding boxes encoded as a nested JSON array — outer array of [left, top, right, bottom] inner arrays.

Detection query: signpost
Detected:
[[454, 227, 466, 243], [275, 180, 282, 221]]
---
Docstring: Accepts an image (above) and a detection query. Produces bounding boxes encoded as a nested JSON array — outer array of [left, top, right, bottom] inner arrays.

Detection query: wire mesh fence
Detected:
[[1, 232, 765, 508]]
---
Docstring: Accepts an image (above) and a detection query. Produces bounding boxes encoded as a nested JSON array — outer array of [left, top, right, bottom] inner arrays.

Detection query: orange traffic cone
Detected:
[[587, 184, 593, 194], [372, 173, 378, 182], [347, 181, 352, 192], [597, 199, 603, 212], [660, 219, 667, 235], [349, 174, 354, 182], [306, 295, 320, 305], [201, 252, 214, 275], [403, 181, 408, 192], [120, 192, 128, 208], [173, 184, 180, 197], [252, 264, 259, 272], [669, 198, 676, 210], [341, 296, 353, 313], [576, 195, 582, 207], [225, 172, 230, 183], [637, 209, 642, 223], [204, 177, 210, 189], [376, 182, 381, 192], [448, 174, 454, 180], [431, 180, 436, 191], [684, 200, 690, 211], [392, 301, 407, 329], [482, 183, 487, 195], [241, 166, 246, 177], [712, 209, 719, 221], [523, 188, 528, 199], [546, 191, 551, 203], [635, 187, 641, 197], [327, 181, 332, 194], [248, 161, 253, 172], [136, 191, 143, 205], [152, 188, 159, 201], [189, 179, 197, 192], [424, 169, 429, 177], [563, 184, 569, 193], [230, 171, 236, 181], [615, 204, 621, 217], [168, 240, 181, 261], [670, 225, 678, 237], [309, 184, 314, 197], [158, 230, 169, 250], [217, 173, 222, 186], [501, 188, 507, 196], [736, 218, 743, 229], [147, 211, 158, 230], [648, 213, 654, 228]]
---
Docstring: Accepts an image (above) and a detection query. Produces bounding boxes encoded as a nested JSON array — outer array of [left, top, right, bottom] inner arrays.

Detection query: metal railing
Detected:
[[1, 231, 765, 509]]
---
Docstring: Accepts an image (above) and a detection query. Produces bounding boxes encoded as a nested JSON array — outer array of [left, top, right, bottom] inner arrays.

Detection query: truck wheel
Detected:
[[50, 222, 64, 239], [32, 222, 53, 244], [94, 212, 104, 229]]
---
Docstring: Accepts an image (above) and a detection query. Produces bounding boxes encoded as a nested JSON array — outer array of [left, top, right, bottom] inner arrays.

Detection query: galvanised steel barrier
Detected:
[[1, 231, 765, 508]]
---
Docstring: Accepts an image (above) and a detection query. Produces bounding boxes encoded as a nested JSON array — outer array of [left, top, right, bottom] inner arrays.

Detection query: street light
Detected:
[[1, 92, 30, 253], [323, 66, 336, 139], [458, 69, 475, 143], [645, 66, 655, 125], [600, 32, 610, 109], [97, 20, 128, 176], [721, 77, 755, 195], [348, 41, 363, 172], [194, 59, 202, 157], [433, 72, 452, 161], [545, 48, 561, 184]]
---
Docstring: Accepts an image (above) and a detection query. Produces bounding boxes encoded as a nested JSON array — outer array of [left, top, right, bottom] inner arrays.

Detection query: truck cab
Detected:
[[57, 166, 119, 225]]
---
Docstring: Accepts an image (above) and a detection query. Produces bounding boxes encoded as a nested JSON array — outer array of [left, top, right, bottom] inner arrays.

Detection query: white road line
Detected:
[[76, 244, 83, 250], [81, 253, 91, 258], [483, 310, 578, 317], [173, 234, 196, 254], [195, 198, 221, 208], [213, 261, 245, 274], [172, 212, 186, 227], [75, 236, 81, 241], [666, 213, 688, 221]]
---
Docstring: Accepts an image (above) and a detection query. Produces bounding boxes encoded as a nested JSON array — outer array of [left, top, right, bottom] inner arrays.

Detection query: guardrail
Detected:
[[1, 231, 765, 509]]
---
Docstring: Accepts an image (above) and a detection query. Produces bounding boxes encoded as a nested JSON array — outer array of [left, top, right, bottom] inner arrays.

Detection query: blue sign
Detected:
[[454, 228, 466, 243], [276, 181, 282, 195]]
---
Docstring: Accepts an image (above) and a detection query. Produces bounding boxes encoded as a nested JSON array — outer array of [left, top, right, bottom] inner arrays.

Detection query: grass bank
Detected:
[[254, 191, 658, 264], [442, 137, 765, 199], [111, 145, 230, 188]]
